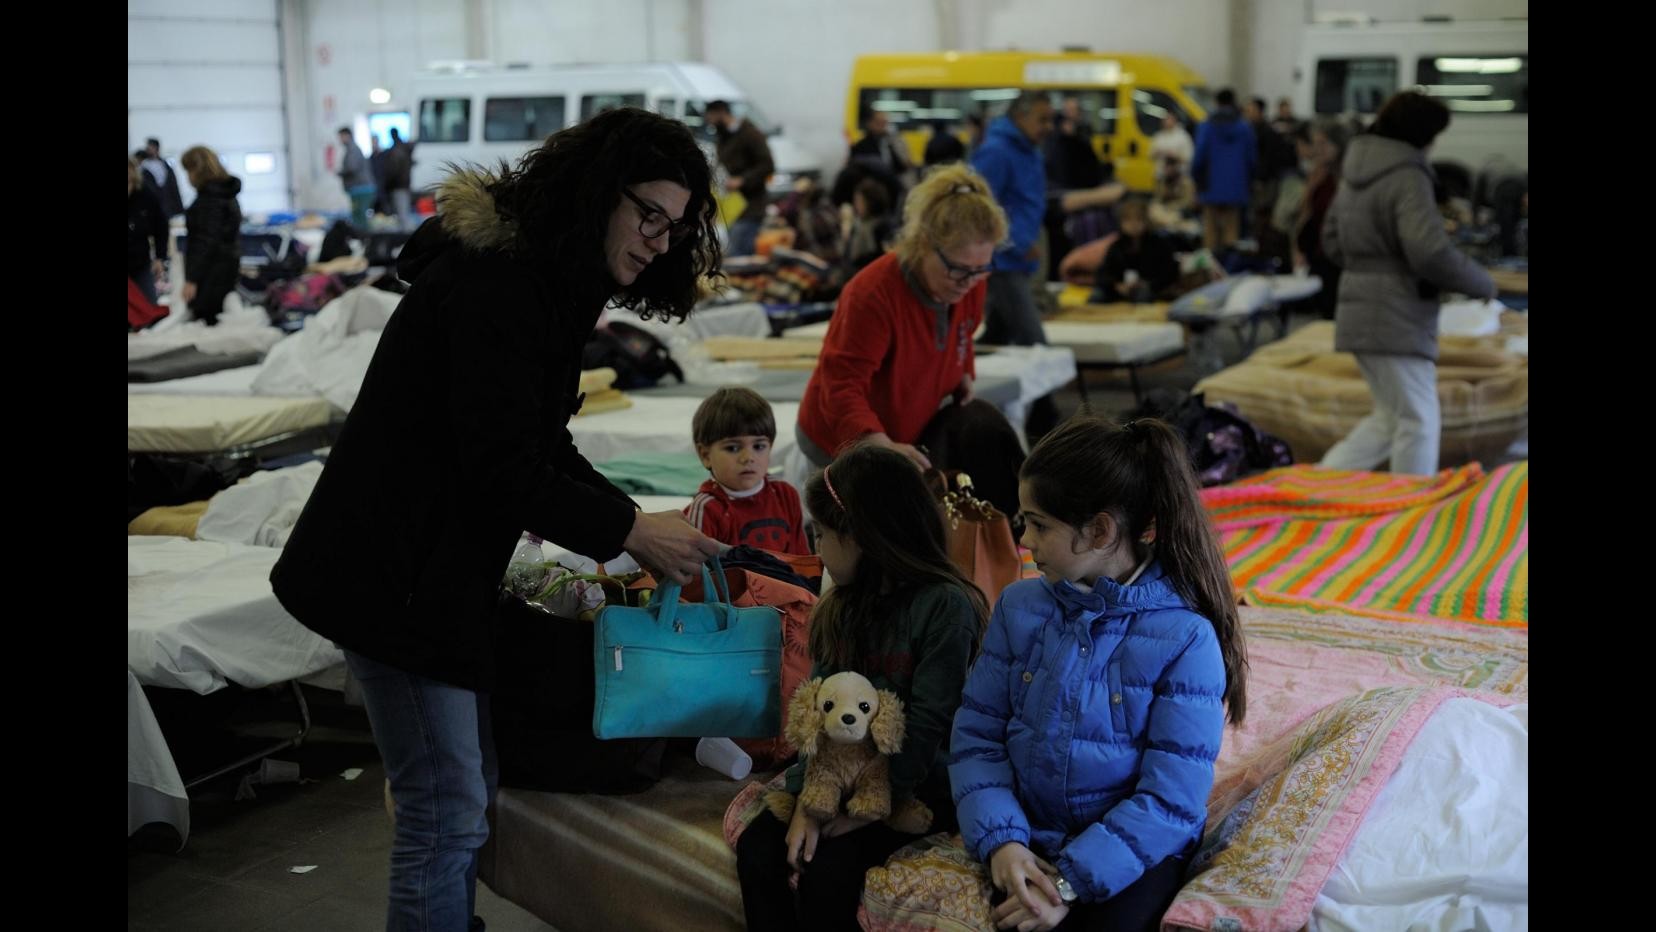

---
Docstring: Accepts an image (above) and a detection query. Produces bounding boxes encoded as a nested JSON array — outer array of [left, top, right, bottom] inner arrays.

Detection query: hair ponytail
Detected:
[[1023, 416, 1248, 724], [1132, 420, 1247, 724]]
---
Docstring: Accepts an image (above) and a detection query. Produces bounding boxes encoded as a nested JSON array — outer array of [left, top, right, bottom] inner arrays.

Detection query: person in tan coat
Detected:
[[1320, 92, 1496, 475]]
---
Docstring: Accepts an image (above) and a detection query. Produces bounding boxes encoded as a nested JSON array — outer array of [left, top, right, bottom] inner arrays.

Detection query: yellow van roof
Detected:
[[850, 51, 1208, 88]]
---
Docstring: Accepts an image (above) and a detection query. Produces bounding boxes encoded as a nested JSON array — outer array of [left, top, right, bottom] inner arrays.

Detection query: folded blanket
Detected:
[[595, 451, 708, 495]]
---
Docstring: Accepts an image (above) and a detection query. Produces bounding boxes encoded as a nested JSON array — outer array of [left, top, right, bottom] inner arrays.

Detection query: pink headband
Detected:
[[822, 465, 845, 509]]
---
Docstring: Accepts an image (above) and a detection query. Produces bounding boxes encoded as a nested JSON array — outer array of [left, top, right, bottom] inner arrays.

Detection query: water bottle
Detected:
[[503, 533, 548, 597]]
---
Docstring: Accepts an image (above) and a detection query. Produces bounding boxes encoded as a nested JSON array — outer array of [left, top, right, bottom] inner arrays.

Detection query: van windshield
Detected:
[[1182, 85, 1214, 116]]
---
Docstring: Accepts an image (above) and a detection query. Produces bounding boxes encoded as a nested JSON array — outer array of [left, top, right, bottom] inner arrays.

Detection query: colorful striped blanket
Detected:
[[1201, 463, 1528, 627]]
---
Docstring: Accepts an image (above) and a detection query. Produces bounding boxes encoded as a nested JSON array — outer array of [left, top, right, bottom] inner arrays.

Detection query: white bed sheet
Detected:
[[127, 536, 345, 846], [252, 287, 400, 413], [1310, 698, 1529, 932], [196, 461, 325, 548], [128, 536, 344, 695], [1040, 321, 1186, 364], [129, 292, 283, 361], [974, 345, 1078, 432], [568, 396, 800, 466], [128, 668, 190, 843]]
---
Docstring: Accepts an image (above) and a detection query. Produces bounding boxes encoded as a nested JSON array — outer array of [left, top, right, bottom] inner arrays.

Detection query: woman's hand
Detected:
[[953, 373, 975, 406], [989, 842, 1063, 919], [865, 432, 932, 470], [621, 510, 722, 585], [182, 281, 197, 303], [785, 804, 823, 871]]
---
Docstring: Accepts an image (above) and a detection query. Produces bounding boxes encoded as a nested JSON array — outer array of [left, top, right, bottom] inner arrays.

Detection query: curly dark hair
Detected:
[[483, 107, 721, 322]]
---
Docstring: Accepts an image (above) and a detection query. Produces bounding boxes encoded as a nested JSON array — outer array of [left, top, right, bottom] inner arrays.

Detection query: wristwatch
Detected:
[[1053, 874, 1079, 904]]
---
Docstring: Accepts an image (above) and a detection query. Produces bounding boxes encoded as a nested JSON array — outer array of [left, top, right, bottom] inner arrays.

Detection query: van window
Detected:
[[419, 97, 472, 143], [655, 97, 677, 117], [1417, 54, 1527, 113], [857, 87, 1116, 134], [580, 93, 646, 120], [684, 100, 774, 141], [1314, 58, 1398, 114], [1131, 88, 1191, 135], [483, 96, 566, 142]]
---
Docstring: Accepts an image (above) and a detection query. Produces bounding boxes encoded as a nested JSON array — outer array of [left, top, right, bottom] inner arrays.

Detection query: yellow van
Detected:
[[846, 51, 1210, 192]]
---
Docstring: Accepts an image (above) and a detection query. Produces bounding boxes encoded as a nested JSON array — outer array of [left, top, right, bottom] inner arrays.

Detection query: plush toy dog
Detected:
[[764, 671, 932, 834]]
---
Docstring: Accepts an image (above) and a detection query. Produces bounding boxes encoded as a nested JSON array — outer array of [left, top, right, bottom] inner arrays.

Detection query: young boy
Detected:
[[684, 387, 809, 554]]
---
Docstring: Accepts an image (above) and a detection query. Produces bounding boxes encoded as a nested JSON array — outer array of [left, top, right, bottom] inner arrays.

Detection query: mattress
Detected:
[[124, 365, 261, 397], [1049, 302, 1171, 323], [481, 753, 756, 932], [127, 394, 335, 453], [128, 347, 264, 383], [1039, 320, 1187, 364], [1193, 321, 1528, 465]]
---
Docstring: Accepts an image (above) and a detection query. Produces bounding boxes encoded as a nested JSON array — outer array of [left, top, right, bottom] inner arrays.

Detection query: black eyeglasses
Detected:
[[934, 248, 994, 283], [621, 188, 693, 244]]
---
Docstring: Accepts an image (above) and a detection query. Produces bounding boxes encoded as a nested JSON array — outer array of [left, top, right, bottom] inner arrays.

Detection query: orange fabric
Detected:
[[680, 563, 819, 768]]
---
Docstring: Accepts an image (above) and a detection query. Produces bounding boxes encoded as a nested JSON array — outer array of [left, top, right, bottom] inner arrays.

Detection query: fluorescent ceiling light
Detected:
[[244, 152, 276, 174], [1434, 57, 1522, 74], [1446, 99, 1517, 112], [370, 87, 392, 104]]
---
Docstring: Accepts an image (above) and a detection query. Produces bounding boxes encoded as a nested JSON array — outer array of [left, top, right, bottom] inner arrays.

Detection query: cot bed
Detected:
[[127, 536, 346, 846]]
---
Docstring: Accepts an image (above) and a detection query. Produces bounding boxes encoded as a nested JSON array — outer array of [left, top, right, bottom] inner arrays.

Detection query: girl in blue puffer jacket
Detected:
[[949, 415, 1248, 932]]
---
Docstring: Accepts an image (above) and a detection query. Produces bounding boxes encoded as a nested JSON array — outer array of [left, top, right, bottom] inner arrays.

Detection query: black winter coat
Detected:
[[128, 187, 169, 276], [270, 168, 640, 691], [183, 176, 242, 286]]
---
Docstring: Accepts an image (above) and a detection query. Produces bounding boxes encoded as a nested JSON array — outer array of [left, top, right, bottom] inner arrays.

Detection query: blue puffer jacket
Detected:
[[972, 115, 1046, 275], [949, 565, 1226, 903], [1190, 107, 1256, 207]]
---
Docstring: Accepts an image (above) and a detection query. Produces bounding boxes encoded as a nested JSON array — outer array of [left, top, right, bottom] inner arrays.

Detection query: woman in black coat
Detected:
[[270, 108, 725, 930], [178, 146, 242, 326]]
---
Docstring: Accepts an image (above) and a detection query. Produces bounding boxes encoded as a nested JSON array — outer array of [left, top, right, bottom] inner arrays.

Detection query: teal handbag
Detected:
[[591, 556, 782, 739]]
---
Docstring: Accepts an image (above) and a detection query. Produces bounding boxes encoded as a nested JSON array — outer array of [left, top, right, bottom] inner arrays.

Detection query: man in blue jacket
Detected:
[[972, 92, 1054, 347], [1190, 88, 1255, 254]]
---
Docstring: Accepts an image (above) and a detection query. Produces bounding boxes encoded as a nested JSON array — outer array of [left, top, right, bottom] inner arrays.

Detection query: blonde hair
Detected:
[[179, 146, 230, 189], [891, 163, 1009, 269]]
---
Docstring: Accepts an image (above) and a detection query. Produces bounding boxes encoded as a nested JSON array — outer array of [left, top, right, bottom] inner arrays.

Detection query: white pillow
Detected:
[[1309, 698, 1528, 932]]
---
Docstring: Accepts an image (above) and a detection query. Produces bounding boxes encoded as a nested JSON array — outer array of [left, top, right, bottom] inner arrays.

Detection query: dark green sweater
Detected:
[[783, 582, 981, 821]]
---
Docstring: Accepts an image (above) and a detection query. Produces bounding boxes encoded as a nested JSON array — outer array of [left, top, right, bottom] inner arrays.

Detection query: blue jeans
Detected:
[[349, 185, 377, 229], [345, 650, 498, 932], [728, 217, 761, 258], [983, 270, 1047, 346]]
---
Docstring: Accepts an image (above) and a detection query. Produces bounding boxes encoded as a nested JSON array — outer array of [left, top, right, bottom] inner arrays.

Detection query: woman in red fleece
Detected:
[[797, 163, 1011, 471]]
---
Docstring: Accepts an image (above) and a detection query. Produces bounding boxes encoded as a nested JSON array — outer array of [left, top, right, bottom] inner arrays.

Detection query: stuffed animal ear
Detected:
[[784, 677, 825, 758], [869, 688, 906, 755]]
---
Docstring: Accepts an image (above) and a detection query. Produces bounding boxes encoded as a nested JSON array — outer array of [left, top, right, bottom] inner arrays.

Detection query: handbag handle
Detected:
[[648, 554, 735, 632]]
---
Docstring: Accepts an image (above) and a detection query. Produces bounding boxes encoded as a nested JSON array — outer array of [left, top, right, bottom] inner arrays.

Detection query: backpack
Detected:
[[581, 320, 684, 389], [1128, 390, 1294, 487]]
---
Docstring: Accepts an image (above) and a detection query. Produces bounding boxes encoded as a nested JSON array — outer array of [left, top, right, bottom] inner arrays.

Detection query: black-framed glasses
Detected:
[[934, 247, 994, 283], [621, 188, 693, 244]]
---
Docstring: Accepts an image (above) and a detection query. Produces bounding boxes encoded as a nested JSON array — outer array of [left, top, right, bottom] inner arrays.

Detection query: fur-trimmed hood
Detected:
[[435, 167, 516, 251], [396, 167, 519, 284]]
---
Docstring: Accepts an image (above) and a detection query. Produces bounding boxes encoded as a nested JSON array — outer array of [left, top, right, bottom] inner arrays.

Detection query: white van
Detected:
[[1294, 19, 1528, 173], [408, 61, 819, 196]]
